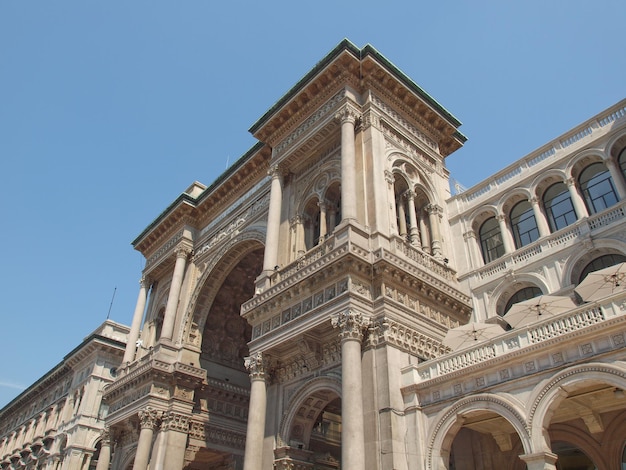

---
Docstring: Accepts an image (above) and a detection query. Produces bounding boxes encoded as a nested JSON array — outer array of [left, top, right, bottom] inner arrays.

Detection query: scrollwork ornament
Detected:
[[244, 352, 267, 380], [331, 309, 370, 341]]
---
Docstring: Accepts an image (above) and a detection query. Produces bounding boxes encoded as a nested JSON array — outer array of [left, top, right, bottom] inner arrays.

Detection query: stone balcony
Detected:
[[401, 290, 626, 406], [462, 200, 626, 284], [242, 221, 467, 345]]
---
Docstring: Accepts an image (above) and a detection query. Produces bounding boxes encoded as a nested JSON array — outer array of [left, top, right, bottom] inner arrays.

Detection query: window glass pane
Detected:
[[579, 254, 626, 284], [579, 162, 618, 214], [619, 148, 626, 180], [510, 200, 539, 248], [503, 286, 542, 315], [543, 183, 576, 232], [479, 217, 504, 264]]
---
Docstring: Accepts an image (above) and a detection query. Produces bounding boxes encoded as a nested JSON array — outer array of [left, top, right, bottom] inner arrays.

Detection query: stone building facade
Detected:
[[0, 321, 128, 470], [1, 40, 625, 470]]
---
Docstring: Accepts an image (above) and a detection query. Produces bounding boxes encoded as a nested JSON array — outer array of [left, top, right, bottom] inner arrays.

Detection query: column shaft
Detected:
[[567, 178, 589, 219], [397, 199, 407, 238], [160, 248, 189, 341], [339, 110, 357, 222], [406, 192, 421, 247], [497, 214, 515, 253], [263, 166, 283, 274], [331, 311, 369, 470], [318, 201, 327, 242], [428, 205, 443, 259], [133, 427, 154, 470], [123, 277, 150, 363], [94, 432, 111, 470], [530, 197, 551, 237], [243, 353, 267, 470], [605, 158, 626, 199]]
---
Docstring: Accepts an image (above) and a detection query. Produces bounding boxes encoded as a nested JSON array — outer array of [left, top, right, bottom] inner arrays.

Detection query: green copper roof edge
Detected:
[[359, 43, 463, 129], [132, 141, 267, 248], [249, 38, 361, 134], [249, 39, 464, 135]]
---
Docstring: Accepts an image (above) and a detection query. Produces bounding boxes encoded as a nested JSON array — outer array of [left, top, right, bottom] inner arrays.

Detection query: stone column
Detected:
[[160, 412, 190, 470], [418, 209, 430, 254], [405, 191, 421, 248], [134, 408, 160, 470], [604, 158, 626, 200], [497, 214, 515, 253], [530, 197, 551, 237], [427, 204, 444, 259], [243, 352, 267, 470], [463, 230, 482, 269], [566, 177, 589, 219], [397, 198, 407, 239], [160, 246, 190, 341], [519, 451, 558, 470], [263, 165, 283, 276], [331, 310, 369, 470], [123, 276, 150, 364], [327, 205, 337, 234], [94, 429, 111, 470], [336, 107, 358, 223], [318, 201, 327, 243]]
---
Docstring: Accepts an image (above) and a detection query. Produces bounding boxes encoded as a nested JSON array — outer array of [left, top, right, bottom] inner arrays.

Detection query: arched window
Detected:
[[579, 162, 618, 214], [578, 253, 626, 284], [479, 217, 504, 264], [510, 200, 539, 248], [503, 286, 542, 315], [543, 182, 576, 232], [303, 198, 321, 250], [619, 147, 626, 181]]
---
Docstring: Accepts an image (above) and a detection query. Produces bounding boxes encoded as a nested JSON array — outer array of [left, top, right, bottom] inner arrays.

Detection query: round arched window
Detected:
[[503, 286, 542, 315], [579, 254, 626, 284], [579, 162, 618, 214]]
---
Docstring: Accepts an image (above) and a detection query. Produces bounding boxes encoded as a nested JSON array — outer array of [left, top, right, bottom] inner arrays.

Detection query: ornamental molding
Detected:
[[144, 231, 184, 270], [161, 412, 190, 433], [138, 407, 162, 430], [274, 91, 345, 157], [367, 318, 447, 359]]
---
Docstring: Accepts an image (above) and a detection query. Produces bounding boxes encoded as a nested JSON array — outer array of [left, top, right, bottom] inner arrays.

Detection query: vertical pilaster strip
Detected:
[[123, 276, 150, 363], [243, 352, 267, 470], [331, 310, 369, 470], [160, 246, 190, 341]]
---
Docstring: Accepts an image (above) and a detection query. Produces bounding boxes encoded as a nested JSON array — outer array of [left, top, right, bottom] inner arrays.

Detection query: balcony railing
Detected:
[[402, 291, 625, 385], [470, 201, 626, 281]]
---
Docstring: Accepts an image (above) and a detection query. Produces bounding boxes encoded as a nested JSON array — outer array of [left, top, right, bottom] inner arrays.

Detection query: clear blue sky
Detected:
[[1, 1, 624, 408]]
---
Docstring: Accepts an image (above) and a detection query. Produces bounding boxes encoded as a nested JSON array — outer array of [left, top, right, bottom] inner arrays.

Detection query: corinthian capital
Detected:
[[331, 310, 370, 341], [244, 352, 267, 380], [335, 106, 360, 125], [174, 244, 193, 259], [138, 407, 161, 430]]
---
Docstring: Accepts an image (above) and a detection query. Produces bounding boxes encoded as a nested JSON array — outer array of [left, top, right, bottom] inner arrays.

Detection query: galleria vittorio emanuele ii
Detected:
[[1, 40, 626, 470]]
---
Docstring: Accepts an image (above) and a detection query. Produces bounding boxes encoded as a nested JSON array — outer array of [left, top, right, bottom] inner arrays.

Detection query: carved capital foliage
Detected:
[[162, 412, 190, 433], [138, 407, 162, 430], [331, 309, 370, 341], [334, 105, 360, 125], [426, 203, 443, 216], [174, 244, 193, 259], [463, 230, 476, 240], [139, 275, 151, 289], [268, 164, 282, 179], [244, 352, 267, 380]]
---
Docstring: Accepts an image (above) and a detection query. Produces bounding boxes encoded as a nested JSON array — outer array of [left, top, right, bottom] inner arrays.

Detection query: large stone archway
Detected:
[[426, 394, 530, 470]]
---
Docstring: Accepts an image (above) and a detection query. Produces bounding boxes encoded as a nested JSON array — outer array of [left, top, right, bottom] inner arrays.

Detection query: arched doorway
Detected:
[[276, 382, 342, 468], [447, 410, 526, 470], [186, 242, 264, 468]]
